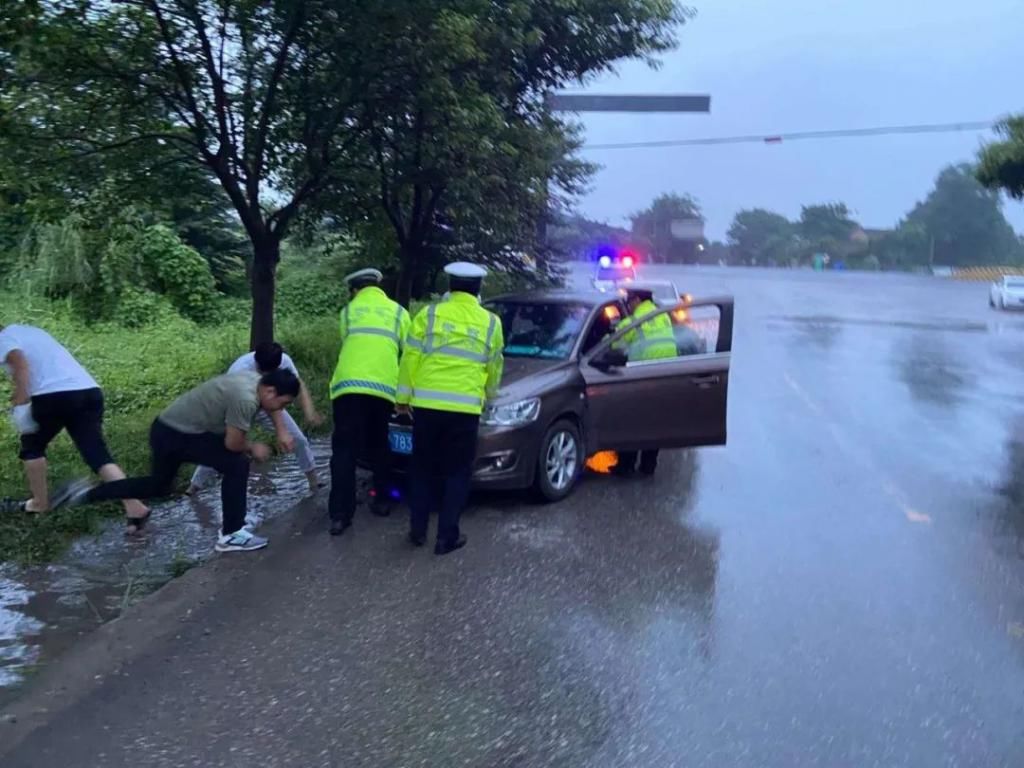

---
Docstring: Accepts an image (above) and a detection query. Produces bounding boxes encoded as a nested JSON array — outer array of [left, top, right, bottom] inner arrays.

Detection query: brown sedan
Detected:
[[383, 289, 734, 501]]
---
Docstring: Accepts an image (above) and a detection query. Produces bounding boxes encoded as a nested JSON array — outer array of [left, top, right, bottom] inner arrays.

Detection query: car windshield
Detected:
[[487, 301, 591, 360], [597, 266, 635, 282]]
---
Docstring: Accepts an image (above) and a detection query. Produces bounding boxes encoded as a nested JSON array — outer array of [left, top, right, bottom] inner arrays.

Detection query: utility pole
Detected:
[[538, 93, 712, 265]]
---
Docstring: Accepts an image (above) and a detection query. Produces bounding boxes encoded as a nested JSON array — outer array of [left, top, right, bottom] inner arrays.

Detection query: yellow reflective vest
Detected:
[[397, 292, 504, 415], [330, 286, 410, 402], [622, 299, 677, 360]]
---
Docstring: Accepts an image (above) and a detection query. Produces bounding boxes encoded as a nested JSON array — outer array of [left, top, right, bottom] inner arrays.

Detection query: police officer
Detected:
[[615, 287, 677, 477], [396, 262, 504, 555], [328, 268, 410, 535]]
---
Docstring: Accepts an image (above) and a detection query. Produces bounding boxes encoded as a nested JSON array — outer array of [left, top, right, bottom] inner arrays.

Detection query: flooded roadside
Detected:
[[0, 439, 330, 702]]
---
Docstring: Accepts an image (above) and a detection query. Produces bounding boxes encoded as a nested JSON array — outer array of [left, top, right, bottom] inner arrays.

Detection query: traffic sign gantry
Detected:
[[544, 94, 711, 114]]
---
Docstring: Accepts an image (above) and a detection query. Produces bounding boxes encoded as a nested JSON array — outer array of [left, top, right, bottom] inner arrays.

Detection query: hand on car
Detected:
[[250, 442, 273, 463], [10, 403, 38, 435]]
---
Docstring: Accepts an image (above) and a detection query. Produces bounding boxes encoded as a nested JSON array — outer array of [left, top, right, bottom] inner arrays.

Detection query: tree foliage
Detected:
[[3, 0, 686, 342], [905, 164, 1022, 267], [631, 193, 703, 262], [977, 116, 1024, 200], [727, 209, 795, 266]]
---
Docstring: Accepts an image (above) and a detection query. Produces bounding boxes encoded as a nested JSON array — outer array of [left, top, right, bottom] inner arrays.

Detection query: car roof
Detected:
[[487, 289, 614, 307], [622, 279, 676, 289]]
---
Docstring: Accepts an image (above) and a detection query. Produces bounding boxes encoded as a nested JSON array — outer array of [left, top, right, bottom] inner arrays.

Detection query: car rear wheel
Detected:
[[534, 419, 582, 503]]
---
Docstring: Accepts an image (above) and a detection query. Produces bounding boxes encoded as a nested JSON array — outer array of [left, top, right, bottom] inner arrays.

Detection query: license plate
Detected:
[[388, 426, 413, 455]]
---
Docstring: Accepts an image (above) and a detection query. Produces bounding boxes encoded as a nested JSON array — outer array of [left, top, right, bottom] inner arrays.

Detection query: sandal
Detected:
[[125, 509, 153, 535]]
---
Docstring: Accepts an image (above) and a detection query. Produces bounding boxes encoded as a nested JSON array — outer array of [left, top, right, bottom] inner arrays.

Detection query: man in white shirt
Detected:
[[187, 342, 323, 496], [0, 323, 148, 526]]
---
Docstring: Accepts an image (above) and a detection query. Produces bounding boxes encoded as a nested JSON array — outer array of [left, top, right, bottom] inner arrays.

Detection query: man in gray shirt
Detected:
[[65, 368, 300, 552]]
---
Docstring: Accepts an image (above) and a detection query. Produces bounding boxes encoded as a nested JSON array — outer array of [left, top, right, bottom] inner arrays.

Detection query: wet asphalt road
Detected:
[[4, 266, 1024, 766]]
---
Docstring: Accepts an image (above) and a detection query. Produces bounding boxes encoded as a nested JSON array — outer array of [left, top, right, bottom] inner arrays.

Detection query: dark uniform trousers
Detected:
[[329, 393, 393, 524], [618, 449, 659, 474], [408, 407, 480, 545]]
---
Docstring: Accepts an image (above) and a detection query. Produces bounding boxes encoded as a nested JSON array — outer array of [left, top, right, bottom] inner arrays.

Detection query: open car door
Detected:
[[580, 297, 733, 452]]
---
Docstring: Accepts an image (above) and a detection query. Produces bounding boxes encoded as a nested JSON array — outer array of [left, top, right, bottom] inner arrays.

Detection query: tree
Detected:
[[327, 0, 682, 304], [3, 1, 371, 345], [905, 163, 1022, 267], [977, 116, 1024, 199], [4, 1, 686, 335], [631, 193, 703, 262], [727, 209, 795, 266]]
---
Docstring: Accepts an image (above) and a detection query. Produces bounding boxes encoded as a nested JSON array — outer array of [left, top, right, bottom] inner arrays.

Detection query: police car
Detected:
[[591, 250, 637, 291]]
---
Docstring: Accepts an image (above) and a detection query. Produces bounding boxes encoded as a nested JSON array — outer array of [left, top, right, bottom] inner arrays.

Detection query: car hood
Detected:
[[497, 357, 576, 399]]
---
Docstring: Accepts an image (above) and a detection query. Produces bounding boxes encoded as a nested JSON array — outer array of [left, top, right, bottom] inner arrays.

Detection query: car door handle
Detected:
[[690, 374, 720, 388]]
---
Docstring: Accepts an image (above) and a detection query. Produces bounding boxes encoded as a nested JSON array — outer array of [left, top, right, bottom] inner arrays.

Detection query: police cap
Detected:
[[344, 268, 383, 289]]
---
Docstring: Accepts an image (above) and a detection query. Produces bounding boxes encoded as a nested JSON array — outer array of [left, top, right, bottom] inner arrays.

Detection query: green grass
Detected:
[[0, 294, 339, 565]]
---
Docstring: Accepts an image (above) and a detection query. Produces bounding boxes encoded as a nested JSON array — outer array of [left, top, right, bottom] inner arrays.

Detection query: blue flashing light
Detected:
[[598, 255, 612, 268]]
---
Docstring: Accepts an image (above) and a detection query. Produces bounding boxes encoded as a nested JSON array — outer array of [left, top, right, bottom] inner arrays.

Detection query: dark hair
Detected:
[[449, 276, 483, 295], [253, 342, 284, 373], [259, 368, 300, 398]]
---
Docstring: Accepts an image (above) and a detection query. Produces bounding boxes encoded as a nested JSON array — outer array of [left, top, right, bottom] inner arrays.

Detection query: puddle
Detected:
[[0, 439, 331, 703]]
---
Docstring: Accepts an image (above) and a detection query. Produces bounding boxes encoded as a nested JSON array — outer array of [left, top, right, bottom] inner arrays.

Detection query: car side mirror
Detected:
[[592, 347, 627, 370]]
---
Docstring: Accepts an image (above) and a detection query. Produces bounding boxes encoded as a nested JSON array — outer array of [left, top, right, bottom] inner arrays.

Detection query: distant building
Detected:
[[631, 215, 706, 264]]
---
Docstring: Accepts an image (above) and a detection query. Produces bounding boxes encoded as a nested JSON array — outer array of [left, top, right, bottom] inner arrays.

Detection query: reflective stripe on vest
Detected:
[[331, 379, 398, 397], [342, 304, 404, 344], [422, 304, 496, 359], [405, 387, 483, 408]]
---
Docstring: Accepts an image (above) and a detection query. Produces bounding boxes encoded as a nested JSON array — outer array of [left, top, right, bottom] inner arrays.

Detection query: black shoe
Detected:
[[408, 531, 426, 547], [434, 534, 467, 556], [329, 519, 351, 536], [370, 501, 392, 518]]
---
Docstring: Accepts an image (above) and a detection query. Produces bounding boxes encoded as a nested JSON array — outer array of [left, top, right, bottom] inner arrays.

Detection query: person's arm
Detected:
[[224, 426, 271, 461], [396, 308, 425, 415], [5, 349, 31, 405], [267, 407, 296, 453], [484, 317, 504, 401], [297, 380, 323, 427]]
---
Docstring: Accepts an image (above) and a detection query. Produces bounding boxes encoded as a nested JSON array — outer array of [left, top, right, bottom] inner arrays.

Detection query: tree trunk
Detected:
[[250, 238, 280, 349], [395, 243, 418, 308]]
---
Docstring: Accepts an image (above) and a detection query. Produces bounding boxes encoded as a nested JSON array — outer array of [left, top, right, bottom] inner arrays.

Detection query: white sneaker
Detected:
[[243, 512, 264, 532], [215, 529, 268, 553]]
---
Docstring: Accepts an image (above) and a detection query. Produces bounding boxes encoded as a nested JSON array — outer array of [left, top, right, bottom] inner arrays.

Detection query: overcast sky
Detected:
[[576, 0, 1024, 239]]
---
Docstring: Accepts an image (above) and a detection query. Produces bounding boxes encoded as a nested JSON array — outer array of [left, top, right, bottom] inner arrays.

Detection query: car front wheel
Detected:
[[534, 419, 583, 503]]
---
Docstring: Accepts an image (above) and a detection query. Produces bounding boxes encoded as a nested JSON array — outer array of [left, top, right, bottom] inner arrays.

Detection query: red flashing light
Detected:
[[621, 255, 635, 268]]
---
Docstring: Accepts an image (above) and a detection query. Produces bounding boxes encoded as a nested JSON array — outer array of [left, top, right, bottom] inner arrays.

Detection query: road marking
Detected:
[[784, 372, 933, 526]]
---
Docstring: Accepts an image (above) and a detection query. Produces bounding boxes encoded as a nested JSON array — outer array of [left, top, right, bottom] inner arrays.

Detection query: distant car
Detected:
[[592, 265, 636, 291], [591, 252, 638, 290], [376, 289, 733, 502], [990, 275, 1024, 310], [609, 279, 683, 306]]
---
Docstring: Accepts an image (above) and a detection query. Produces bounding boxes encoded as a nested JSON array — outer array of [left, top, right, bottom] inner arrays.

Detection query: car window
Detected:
[[1006, 278, 1024, 288], [487, 301, 591, 360], [581, 303, 623, 354], [614, 305, 721, 364]]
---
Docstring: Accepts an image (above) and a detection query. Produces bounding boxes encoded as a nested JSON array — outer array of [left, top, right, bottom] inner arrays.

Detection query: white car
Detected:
[[613, 279, 685, 307], [990, 275, 1024, 310]]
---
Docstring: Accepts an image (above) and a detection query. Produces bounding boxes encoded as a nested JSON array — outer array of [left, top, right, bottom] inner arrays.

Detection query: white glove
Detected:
[[11, 403, 38, 435]]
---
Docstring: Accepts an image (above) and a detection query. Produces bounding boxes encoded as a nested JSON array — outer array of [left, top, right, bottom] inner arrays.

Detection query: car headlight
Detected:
[[481, 398, 541, 427]]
